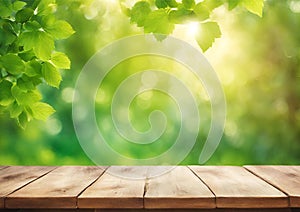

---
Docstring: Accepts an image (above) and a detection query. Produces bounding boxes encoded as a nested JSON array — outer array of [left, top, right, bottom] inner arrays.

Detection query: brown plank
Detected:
[[0, 166, 8, 170], [190, 166, 288, 208], [144, 166, 215, 209], [245, 166, 300, 207], [6, 166, 106, 209], [78, 166, 146, 209], [0, 166, 55, 209]]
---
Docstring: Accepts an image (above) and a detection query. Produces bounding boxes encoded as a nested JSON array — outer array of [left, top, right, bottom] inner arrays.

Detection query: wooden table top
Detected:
[[0, 166, 299, 211]]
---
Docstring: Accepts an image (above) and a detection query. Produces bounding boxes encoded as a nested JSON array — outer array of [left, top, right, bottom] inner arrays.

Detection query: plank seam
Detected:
[[3, 166, 58, 208], [142, 177, 149, 209], [75, 166, 109, 209], [188, 166, 217, 208], [243, 166, 291, 207]]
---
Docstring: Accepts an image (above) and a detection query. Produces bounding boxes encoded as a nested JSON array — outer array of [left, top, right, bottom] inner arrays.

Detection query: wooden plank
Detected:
[[78, 166, 146, 209], [0, 166, 55, 209], [6, 166, 105, 209], [144, 166, 215, 209], [245, 166, 300, 207], [0, 166, 8, 170], [190, 166, 288, 208]]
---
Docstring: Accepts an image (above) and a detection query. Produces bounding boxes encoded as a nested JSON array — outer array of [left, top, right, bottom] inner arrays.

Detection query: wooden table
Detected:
[[0, 166, 299, 211]]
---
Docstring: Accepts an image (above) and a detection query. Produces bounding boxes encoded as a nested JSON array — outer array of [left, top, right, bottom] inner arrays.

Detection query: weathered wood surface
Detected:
[[0, 166, 299, 210], [0, 166, 55, 208], [78, 166, 146, 209], [245, 166, 300, 207], [6, 166, 105, 209], [190, 166, 288, 208], [144, 166, 215, 209]]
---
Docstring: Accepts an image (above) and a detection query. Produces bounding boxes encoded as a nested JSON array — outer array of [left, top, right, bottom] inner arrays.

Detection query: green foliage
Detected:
[[0, 0, 74, 128], [127, 0, 264, 51], [196, 22, 221, 52]]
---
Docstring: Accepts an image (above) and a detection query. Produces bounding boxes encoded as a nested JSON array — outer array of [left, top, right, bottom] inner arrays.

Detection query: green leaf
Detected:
[[17, 75, 35, 91], [228, 0, 240, 10], [169, 8, 194, 24], [130, 1, 151, 27], [13, 1, 27, 11], [165, 0, 178, 8], [51, 52, 71, 69], [44, 20, 75, 39], [201, 0, 224, 11], [24, 60, 42, 76], [0, 80, 14, 106], [0, 54, 24, 75], [24, 21, 42, 31], [31, 102, 55, 121], [9, 101, 23, 118], [11, 85, 42, 105], [41, 62, 62, 88], [0, 28, 16, 46], [241, 0, 264, 17], [182, 0, 195, 9], [155, 0, 168, 9], [17, 111, 28, 129], [19, 31, 54, 60], [0, 0, 12, 17], [195, 22, 221, 52], [15, 8, 34, 23], [19, 49, 36, 62], [36, 0, 56, 16], [194, 3, 210, 21], [144, 9, 174, 35]]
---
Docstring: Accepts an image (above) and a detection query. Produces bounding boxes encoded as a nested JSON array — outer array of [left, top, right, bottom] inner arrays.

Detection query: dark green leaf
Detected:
[[0, 80, 14, 106], [24, 60, 42, 76], [130, 1, 151, 27], [19, 49, 36, 62], [15, 8, 34, 23], [155, 0, 168, 9], [9, 101, 23, 118], [17, 75, 35, 91], [41, 61, 62, 88], [0, 0, 12, 17], [24, 21, 42, 31], [0, 54, 24, 75]]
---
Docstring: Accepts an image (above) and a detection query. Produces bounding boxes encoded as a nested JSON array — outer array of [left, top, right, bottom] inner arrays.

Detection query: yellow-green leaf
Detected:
[[51, 52, 71, 69], [31, 102, 55, 121]]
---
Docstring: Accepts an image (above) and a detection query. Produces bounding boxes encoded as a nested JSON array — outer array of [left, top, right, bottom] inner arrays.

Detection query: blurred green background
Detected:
[[0, 0, 299, 165]]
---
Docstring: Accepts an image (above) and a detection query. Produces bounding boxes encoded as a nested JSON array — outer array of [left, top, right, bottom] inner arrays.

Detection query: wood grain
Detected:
[[144, 166, 215, 209], [0, 166, 55, 208], [190, 166, 288, 208], [245, 166, 300, 207], [78, 166, 146, 209], [6, 166, 105, 209], [0, 166, 8, 170]]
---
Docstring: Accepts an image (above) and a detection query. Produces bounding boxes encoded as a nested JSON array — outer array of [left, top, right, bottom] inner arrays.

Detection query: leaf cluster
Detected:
[[127, 0, 264, 51], [0, 0, 74, 128]]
